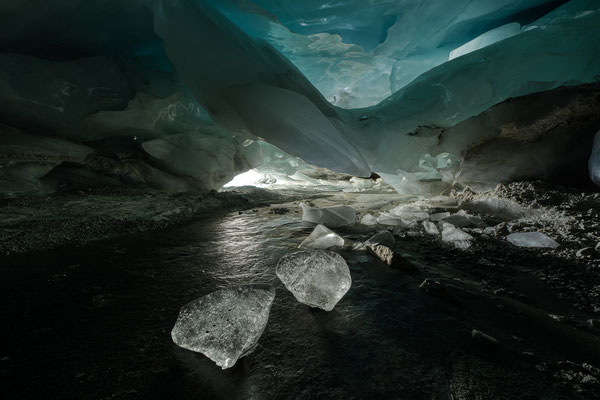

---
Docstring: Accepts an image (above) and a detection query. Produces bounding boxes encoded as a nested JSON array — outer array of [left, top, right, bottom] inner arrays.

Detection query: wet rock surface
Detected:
[[2, 181, 600, 399]]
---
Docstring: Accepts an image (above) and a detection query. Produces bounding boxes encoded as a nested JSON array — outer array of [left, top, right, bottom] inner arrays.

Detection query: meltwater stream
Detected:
[[2, 207, 597, 399]]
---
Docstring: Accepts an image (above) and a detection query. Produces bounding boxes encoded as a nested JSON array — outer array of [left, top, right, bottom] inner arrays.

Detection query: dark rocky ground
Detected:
[[1, 181, 600, 399], [0, 187, 300, 255]]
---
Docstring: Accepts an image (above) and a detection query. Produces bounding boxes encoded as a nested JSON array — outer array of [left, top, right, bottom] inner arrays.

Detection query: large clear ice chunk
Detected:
[[276, 249, 351, 311], [171, 284, 275, 369], [299, 224, 345, 250], [299, 202, 357, 228]]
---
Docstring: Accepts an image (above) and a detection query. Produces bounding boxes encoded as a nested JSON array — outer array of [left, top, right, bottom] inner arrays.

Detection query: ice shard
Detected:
[[276, 249, 351, 311], [171, 284, 275, 369], [299, 224, 345, 250], [441, 224, 474, 249]]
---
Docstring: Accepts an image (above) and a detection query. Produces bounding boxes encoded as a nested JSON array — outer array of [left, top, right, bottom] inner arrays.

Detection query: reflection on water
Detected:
[[1, 208, 588, 399]]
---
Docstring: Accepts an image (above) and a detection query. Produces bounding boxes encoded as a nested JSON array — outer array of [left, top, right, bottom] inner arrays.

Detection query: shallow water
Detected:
[[1, 208, 599, 399]]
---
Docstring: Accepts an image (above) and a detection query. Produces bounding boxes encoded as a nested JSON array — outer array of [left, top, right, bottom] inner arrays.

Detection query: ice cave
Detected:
[[2, 0, 600, 398]]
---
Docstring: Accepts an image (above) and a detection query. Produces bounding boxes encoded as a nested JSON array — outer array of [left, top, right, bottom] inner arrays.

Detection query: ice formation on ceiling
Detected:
[[1, 0, 599, 195]]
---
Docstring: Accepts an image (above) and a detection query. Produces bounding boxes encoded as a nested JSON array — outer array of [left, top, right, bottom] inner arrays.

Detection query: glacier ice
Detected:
[[221, 0, 568, 107], [142, 132, 236, 190], [357, 9, 600, 177], [171, 284, 275, 369], [299, 202, 357, 228], [276, 249, 351, 311], [506, 232, 559, 248], [1, 0, 600, 196], [590, 131, 600, 187], [154, 0, 371, 177], [0, 53, 133, 140], [299, 224, 345, 250], [449, 23, 521, 61]]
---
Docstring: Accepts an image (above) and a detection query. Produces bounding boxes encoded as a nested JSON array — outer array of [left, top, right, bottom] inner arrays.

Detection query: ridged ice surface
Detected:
[[171, 284, 275, 369], [276, 249, 351, 311]]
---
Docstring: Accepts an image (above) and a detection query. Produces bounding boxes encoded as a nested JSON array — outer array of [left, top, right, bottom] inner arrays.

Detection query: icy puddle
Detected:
[[2, 204, 600, 399]]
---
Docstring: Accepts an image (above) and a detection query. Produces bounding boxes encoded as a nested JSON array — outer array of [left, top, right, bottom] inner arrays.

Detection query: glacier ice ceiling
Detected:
[[1, 0, 600, 196]]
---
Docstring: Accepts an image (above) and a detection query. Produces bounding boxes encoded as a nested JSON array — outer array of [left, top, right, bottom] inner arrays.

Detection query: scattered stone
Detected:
[[548, 314, 569, 323], [171, 284, 275, 369], [276, 249, 351, 311], [506, 232, 559, 248], [576, 247, 595, 258], [269, 207, 289, 215], [588, 319, 600, 328], [367, 244, 415, 269]]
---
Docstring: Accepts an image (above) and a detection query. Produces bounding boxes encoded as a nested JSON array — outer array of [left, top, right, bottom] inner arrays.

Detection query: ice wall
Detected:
[[154, 0, 371, 177], [1, 0, 599, 195]]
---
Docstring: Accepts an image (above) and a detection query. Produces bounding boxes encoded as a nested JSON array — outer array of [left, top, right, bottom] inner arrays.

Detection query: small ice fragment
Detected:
[[483, 227, 496, 235], [442, 225, 473, 249], [376, 213, 417, 228], [443, 210, 486, 228], [299, 202, 357, 228], [354, 230, 395, 250], [389, 204, 430, 221], [422, 221, 439, 235], [430, 212, 450, 222], [506, 232, 559, 248], [171, 284, 275, 369], [361, 213, 377, 225], [364, 230, 395, 248], [299, 224, 345, 250], [276, 249, 351, 311]]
